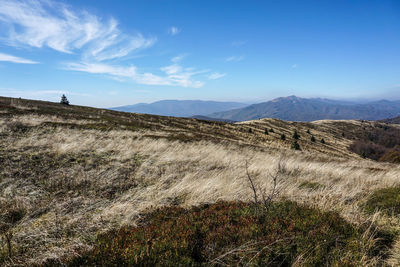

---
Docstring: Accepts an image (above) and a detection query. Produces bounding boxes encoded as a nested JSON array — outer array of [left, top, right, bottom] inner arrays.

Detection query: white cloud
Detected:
[[161, 64, 182, 75], [208, 72, 226, 80], [0, 88, 89, 97], [0, 0, 155, 60], [292, 64, 298, 68], [0, 0, 219, 89], [225, 55, 245, 62], [66, 61, 206, 88], [0, 52, 38, 64], [66, 62, 136, 77], [171, 54, 186, 63], [168, 26, 181, 36]]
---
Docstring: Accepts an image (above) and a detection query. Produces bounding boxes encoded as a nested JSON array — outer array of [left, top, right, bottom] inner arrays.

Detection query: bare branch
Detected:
[[245, 160, 258, 206]]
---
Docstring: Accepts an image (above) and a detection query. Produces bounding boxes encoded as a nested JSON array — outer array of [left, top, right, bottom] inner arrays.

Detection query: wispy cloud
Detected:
[[292, 64, 298, 68], [171, 54, 187, 63], [0, 52, 38, 64], [0, 0, 156, 61], [0, 0, 218, 88], [0, 88, 89, 97], [225, 55, 245, 62], [208, 72, 226, 80], [66, 61, 206, 88], [168, 26, 181, 36]]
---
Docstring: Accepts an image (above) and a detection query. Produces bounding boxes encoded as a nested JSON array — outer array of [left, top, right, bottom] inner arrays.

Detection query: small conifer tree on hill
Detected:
[[291, 140, 301, 150], [293, 130, 300, 140], [60, 94, 69, 105]]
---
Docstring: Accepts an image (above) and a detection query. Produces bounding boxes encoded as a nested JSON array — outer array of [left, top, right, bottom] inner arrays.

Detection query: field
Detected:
[[1, 96, 400, 266]]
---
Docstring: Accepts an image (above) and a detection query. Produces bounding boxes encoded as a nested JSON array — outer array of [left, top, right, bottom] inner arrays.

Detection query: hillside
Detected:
[[381, 115, 400, 124], [1, 96, 400, 266], [209, 95, 400, 121], [110, 100, 248, 117]]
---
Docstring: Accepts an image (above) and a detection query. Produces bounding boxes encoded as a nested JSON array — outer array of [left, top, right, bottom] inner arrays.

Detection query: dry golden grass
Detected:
[[1, 96, 400, 266]]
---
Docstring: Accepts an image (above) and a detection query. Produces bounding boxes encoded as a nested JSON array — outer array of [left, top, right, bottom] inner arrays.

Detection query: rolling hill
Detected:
[[381, 115, 400, 124], [209, 95, 400, 121], [110, 100, 248, 117], [1, 96, 400, 266]]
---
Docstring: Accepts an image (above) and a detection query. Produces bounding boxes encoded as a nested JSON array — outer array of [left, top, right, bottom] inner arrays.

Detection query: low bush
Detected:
[[68, 201, 384, 266]]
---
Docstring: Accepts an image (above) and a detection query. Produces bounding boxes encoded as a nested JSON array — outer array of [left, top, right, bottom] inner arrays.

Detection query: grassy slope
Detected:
[[1, 96, 400, 265]]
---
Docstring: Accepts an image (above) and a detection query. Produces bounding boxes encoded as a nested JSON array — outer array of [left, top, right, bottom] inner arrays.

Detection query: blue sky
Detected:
[[0, 0, 399, 107]]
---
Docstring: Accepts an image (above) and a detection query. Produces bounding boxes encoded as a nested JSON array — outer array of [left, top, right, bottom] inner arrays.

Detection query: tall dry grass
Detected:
[[0, 111, 400, 265]]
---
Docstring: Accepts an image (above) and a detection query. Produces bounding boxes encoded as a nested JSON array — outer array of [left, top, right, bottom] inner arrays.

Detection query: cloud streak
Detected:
[[225, 55, 245, 62], [0, 0, 156, 60], [0, 88, 90, 97], [66, 62, 205, 88], [0, 0, 220, 88], [208, 72, 226, 80], [0, 52, 38, 64]]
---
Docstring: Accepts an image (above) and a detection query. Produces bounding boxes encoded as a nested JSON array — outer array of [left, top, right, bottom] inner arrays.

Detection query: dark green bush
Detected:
[[291, 140, 301, 150], [311, 135, 316, 142], [68, 201, 379, 266], [292, 130, 300, 140], [280, 133, 286, 140]]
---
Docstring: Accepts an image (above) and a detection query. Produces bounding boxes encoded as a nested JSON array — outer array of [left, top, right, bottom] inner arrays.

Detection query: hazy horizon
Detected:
[[0, 0, 399, 107]]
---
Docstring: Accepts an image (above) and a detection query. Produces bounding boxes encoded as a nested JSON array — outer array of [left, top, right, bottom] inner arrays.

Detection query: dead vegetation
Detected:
[[1, 96, 400, 265]]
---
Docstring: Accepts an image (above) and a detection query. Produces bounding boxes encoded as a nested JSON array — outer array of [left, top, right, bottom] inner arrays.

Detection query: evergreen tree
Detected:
[[280, 133, 286, 140], [60, 94, 69, 105], [311, 135, 316, 142], [248, 128, 252, 133], [269, 128, 274, 133], [291, 140, 301, 150], [292, 130, 300, 140], [321, 138, 325, 144], [264, 128, 269, 135], [306, 129, 311, 134]]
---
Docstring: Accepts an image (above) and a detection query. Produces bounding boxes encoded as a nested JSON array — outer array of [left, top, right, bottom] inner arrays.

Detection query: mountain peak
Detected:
[[271, 95, 302, 102]]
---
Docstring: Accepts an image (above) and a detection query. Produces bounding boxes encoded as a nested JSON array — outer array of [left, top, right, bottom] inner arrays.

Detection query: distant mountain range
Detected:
[[110, 96, 400, 122], [209, 96, 400, 122], [110, 100, 247, 117]]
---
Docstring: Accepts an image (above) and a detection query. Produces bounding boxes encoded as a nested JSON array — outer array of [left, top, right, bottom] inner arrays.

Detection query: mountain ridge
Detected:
[[110, 100, 248, 117], [209, 95, 400, 122]]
